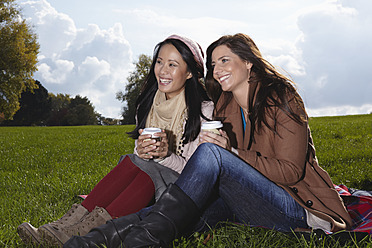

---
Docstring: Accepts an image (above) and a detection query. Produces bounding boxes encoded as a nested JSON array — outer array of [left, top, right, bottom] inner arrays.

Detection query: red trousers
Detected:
[[82, 156, 155, 218]]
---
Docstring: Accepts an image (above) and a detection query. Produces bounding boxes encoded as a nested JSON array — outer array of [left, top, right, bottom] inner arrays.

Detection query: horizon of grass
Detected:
[[0, 114, 371, 247]]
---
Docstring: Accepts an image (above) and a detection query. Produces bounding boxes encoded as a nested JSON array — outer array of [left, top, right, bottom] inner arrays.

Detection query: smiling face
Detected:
[[211, 45, 252, 94], [154, 43, 192, 99]]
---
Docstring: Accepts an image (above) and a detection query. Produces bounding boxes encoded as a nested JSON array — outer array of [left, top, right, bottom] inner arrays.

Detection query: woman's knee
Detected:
[[194, 143, 223, 162], [187, 143, 222, 173]]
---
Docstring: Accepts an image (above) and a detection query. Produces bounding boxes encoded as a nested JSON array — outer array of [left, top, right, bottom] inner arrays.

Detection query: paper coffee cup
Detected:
[[201, 121, 223, 135], [142, 127, 162, 141]]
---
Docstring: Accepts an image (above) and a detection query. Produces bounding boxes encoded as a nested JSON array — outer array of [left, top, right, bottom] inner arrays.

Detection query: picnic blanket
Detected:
[[334, 184, 372, 235]]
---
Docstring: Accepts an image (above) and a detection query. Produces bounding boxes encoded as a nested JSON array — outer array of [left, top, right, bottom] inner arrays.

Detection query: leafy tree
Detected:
[[47, 93, 71, 126], [1, 80, 51, 126], [49, 93, 71, 113], [64, 95, 97, 126], [0, 0, 39, 120], [116, 54, 152, 124], [47, 94, 98, 126]]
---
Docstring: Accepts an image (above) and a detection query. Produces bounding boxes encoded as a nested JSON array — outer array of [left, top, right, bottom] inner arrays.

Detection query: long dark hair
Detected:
[[128, 38, 210, 143], [205, 33, 306, 134]]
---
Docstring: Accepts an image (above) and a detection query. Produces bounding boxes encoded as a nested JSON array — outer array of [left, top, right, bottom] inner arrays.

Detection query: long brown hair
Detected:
[[205, 33, 306, 135]]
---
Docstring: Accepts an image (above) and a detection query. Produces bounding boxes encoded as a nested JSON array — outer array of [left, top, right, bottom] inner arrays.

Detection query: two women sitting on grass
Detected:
[[19, 33, 353, 248], [64, 33, 352, 247]]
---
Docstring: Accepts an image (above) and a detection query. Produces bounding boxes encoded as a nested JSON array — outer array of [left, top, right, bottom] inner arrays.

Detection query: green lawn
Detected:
[[0, 115, 371, 247], [308, 114, 372, 190]]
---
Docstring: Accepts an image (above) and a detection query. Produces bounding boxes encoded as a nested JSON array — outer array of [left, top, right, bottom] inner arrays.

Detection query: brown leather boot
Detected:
[[17, 203, 88, 247], [17, 222, 42, 246], [40, 206, 112, 247]]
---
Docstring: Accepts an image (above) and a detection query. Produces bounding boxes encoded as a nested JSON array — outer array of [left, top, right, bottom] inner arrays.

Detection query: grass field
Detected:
[[0, 114, 371, 247]]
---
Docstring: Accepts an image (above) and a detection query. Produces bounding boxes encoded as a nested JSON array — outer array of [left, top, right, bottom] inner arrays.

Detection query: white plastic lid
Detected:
[[201, 121, 223, 130], [142, 127, 162, 136]]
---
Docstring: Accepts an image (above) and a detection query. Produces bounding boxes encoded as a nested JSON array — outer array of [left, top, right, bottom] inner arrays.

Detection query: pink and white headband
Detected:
[[165, 34, 204, 70]]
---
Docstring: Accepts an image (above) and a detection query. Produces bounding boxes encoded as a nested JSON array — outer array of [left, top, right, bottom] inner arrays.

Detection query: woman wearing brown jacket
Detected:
[[65, 33, 352, 248]]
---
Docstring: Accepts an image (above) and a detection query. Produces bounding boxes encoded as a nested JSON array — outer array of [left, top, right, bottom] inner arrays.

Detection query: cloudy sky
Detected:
[[17, 0, 372, 118]]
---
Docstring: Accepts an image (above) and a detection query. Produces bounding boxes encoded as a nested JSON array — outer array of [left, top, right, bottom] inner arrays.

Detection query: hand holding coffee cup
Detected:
[[200, 121, 231, 151], [138, 128, 168, 160]]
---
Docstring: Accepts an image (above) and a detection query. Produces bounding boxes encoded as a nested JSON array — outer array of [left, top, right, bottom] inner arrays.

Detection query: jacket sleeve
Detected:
[[236, 104, 308, 185], [158, 101, 214, 174]]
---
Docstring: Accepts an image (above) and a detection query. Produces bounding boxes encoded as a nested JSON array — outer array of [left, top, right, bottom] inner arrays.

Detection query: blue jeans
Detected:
[[175, 143, 308, 232]]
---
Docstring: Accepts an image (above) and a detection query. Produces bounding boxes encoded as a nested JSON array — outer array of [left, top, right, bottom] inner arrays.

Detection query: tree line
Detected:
[[1, 80, 105, 126], [0, 53, 151, 126], [0, 52, 151, 126], [1, 0, 150, 126]]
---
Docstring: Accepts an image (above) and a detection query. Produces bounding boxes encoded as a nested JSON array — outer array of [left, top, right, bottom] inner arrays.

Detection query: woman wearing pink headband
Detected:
[[17, 35, 213, 247], [66, 33, 352, 248]]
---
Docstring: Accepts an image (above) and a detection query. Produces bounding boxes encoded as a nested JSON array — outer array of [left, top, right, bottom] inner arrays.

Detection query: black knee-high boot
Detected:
[[123, 183, 200, 248], [63, 213, 141, 248]]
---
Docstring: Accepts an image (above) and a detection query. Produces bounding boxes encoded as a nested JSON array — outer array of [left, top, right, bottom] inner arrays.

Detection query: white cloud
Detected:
[[78, 56, 110, 87], [294, 0, 372, 112], [18, 0, 372, 118], [120, 1, 370, 117], [21, 0, 76, 57], [115, 8, 252, 58], [38, 59, 74, 83], [20, 0, 134, 118], [267, 54, 306, 77]]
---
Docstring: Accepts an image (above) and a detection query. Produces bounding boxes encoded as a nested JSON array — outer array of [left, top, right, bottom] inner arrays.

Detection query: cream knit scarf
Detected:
[[146, 89, 187, 156]]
